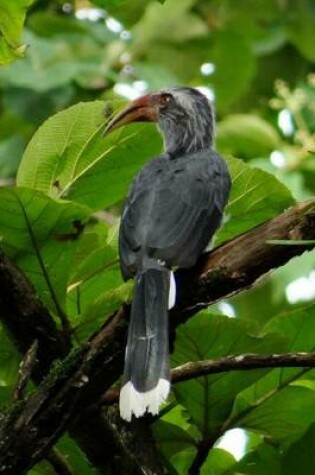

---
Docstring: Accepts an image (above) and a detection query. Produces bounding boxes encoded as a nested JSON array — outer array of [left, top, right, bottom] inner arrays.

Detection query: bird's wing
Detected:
[[119, 150, 231, 277]]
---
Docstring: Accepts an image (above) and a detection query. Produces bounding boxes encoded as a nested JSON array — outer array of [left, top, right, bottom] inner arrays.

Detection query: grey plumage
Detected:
[[115, 87, 231, 420]]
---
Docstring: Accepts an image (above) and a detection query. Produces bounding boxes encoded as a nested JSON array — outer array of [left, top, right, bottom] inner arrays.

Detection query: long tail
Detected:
[[119, 268, 176, 421]]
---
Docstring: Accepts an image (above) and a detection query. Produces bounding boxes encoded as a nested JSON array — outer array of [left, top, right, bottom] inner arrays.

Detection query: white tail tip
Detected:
[[168, 271, 176, 309], [119, 379, 170, 422]]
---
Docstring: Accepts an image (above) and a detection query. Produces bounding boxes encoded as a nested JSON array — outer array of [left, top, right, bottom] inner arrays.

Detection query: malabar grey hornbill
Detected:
[[104, 86, 231, 421]]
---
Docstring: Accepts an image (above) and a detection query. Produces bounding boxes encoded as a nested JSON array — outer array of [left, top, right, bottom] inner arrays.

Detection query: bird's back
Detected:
[[119, 149, 231, 279]]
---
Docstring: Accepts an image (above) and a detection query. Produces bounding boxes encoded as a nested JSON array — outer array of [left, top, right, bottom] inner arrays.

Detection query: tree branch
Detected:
[[175, 199, 315, 319], [46, 448, 76, 475], [101, 351, 315, 404], [172, 351, 315, 381], [0, 200, 314, 473], [0, 250, 69, 381], [0, 251, 154, 473]]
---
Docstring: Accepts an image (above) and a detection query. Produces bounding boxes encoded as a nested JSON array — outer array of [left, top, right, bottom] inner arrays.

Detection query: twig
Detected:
[[46, 448, 75, 475], [101, 352, 315, 405], [13, 340, 38, 401], [171, 352, 315, 381], [188, 438, 215, 475]]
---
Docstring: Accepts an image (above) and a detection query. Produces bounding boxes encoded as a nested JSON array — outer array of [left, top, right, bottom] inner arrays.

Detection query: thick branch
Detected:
[[0, 250, 69, 381], [175, 199, 315, 319], [0, 307, 128, 474], [0, 200, 314, 473], [0, 251, 145, 473]]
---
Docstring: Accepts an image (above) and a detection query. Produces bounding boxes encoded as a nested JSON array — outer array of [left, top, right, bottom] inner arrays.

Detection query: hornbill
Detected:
[[104, 87, 231, 421]]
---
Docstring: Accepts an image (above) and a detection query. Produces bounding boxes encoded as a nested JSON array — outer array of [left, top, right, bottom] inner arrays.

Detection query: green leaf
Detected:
[[200, 448, 236, 475], [29, 460, 57, 475], [17, 101, 162, 211], [132, 0, 208, 44], [27, 12, 90, 38], [154, 420, 196, 461], [92, 0, 148, 28], [0, 325, 20, 390], [217, 115, 280, 160], [0, 0, 33, 64], [0, 135, 24, 178], [0, 38, 26, 65], [230, 304, 315, 443], [241, 385, 315, 442], [281, 423, 315, 475], [210, 30, 256, 111], [0, 29, 110, 91], [286, 0, 315, 62], [230, 442, 281, 475], [0, 187, 90, 313], [64, 219, 133, 338], [216, 156, 295, 245], [55, 435, 99, 475], [172, 312, 286, 436]]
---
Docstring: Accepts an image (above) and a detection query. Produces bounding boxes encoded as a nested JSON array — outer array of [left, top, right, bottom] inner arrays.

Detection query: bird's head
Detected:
[[104, 87, 215, 156]]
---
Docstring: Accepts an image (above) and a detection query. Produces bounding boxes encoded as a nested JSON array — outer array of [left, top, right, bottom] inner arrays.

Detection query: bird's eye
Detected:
[[159, 94, 172, 106]]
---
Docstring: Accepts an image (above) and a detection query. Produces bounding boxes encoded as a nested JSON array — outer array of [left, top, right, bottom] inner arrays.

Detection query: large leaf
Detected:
[[91, 0, 148, 28], [172, 311, 286, 436], [54, 435, 99, 475], [0, 187, 89, 313], [216, 115, 280, 160], [229, 442, 281, 475], [200, 449, 236, 475], [65, 220, 131, 339], [230, 304, 315, 442], [240, 385, 315, 442], [216, 156, 295, 245], [17, 101, 162, 211], [0, 30, 109, 92], [132, 0, 208, 44], [286, 0, 315, 62], [280, 423, 315, 475], [210, 30, 256, 111], [0, 0, 33, 64]]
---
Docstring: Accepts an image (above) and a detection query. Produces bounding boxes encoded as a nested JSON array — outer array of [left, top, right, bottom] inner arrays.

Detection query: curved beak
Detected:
[[103, 94, 158, 136]]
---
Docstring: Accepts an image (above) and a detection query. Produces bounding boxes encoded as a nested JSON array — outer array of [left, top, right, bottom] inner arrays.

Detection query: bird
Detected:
[[104, 86, 231, 421]]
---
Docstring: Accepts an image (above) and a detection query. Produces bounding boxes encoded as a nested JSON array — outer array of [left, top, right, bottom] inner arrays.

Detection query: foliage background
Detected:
[[0, 0, 314, 473]]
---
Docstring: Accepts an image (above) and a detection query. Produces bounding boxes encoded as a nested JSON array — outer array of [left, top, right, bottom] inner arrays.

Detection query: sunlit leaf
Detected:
[[0, 0, 33, 64], [17, 101, 162, 211], [217, 115, 280, 160], [201, 449, 236, 475], [216, 156, 295, 245]]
